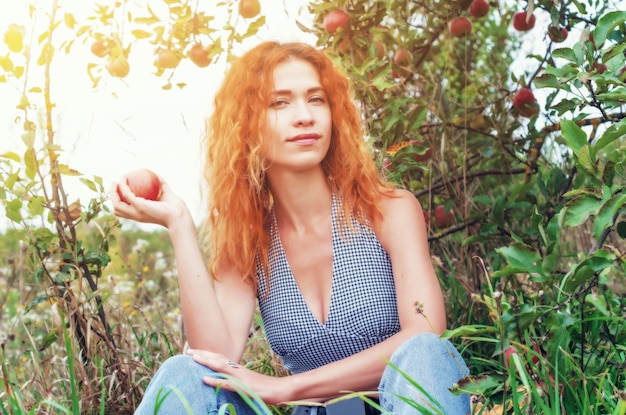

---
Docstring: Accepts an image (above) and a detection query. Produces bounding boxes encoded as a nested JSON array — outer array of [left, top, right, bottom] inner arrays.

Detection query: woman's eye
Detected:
[[310, 96, 325, 103], [270, 100, 288, 107]]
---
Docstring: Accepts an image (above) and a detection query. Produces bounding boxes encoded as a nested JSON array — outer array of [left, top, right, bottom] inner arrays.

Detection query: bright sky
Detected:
[[0, 0, 316, 230]]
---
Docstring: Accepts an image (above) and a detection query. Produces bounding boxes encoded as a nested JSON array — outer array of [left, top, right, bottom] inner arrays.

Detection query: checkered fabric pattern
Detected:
[[256, 194, 400, 374]]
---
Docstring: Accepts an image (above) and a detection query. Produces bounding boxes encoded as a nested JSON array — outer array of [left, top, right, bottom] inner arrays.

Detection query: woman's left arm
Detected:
[[195, 189, 448, 404], [376, 188, 447, 335]]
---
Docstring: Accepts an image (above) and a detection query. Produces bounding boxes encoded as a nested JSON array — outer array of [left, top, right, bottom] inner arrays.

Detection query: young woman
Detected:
[[112, 41, 470, 415]]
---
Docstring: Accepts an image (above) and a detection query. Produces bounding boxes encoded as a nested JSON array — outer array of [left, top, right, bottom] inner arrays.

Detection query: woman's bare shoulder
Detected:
[[378, 188, 423, 216], [375, 188, 427, 248]]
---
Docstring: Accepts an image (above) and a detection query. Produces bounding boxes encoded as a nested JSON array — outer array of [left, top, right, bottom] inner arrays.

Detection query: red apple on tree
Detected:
[[393, 48, 413, 66], [393, 48, 413, 77], [90, 40, 110, 58], [449, 17, 473, 37], [323, 10, 349, 34], [156, 49, 180, 69], [469, 0, 490, 18], [434, 205, 454, 228], [512, 11, 536, 31], [591, 62, 607, 74], [238, 0, 261, 19], [548, 25, 568, 43], [119, 169, 162, 202], [513, 87, 539, 118], [189, 43, 212, 68], [106, 55, 130, 78]]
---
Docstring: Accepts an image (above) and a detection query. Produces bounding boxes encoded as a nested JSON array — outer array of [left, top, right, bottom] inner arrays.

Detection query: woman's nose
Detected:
[[293, 100, 314, 125]]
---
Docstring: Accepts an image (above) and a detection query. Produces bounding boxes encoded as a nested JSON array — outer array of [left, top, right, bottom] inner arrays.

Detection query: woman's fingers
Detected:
[[186, 349, 235, 369]]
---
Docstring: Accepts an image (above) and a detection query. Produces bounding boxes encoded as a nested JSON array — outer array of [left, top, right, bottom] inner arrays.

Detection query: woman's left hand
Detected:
[[186, 348, 290, 405]]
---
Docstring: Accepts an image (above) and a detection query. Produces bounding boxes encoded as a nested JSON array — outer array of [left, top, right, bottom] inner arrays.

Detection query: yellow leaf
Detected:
[[386, 141, 412, 156], [37, 43, 55, 66], [64, 13, 76, 29], [4, 27, 24, 53]]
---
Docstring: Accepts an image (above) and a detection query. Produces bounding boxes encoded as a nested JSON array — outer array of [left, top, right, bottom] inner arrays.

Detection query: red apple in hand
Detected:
[[119, 168, 162, 202]]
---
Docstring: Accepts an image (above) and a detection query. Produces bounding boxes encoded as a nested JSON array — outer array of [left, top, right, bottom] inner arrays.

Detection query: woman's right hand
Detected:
[[110, 176, 191, 230]]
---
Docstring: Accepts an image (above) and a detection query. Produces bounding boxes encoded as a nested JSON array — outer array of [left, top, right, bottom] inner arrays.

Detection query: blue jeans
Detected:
[[134, 333, 470, 415]]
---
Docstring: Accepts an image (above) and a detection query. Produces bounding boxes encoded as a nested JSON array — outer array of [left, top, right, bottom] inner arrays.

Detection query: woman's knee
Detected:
[[392, 332, 441, 357], [158, 354, 197, 372], [151, 354, 219, 385], [387, 332, 469, 378]]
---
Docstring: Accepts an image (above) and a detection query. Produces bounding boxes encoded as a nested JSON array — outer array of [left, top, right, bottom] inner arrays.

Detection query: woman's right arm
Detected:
[[111, 178, 256, 361]]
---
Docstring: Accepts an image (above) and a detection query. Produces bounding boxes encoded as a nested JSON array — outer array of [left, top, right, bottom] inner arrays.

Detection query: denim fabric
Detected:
[[134, 333, 470, 415], [133, 354, 270, 415], [379, 333, 470, 414]]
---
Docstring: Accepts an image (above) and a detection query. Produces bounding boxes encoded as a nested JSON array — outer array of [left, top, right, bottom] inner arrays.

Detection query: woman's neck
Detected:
[[268, 167, 332, 234]]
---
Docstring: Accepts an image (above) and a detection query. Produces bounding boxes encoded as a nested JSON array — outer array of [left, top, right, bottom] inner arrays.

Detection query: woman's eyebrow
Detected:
[[270, 86, 326, 96]]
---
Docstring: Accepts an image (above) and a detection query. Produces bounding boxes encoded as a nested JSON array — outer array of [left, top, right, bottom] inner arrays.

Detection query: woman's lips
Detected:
[[288, 133, 321, 144]]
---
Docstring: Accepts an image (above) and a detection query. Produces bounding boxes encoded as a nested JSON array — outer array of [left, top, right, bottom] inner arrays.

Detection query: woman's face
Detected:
[[261, 58, 332, 175]]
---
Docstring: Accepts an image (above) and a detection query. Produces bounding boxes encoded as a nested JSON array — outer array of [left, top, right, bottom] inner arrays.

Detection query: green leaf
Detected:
[[563, 250, 616, 292], [564, 264, 595, 291], [441, 325, 497, 339], [551, 47, 578, 63], [6, 198, 22, 222], [592, 11, 626, 46], [79, 177, 98, 192], [372, 75, 395, 91], [59, 164, 82, 176], [561, 120, 587, 155], [28, 195, 45, 216], [596, 88, 626, 103], [25, 294, 51, 313], [510, 303, 541, 333], [24, 147, 37, 178], [451, 374, 501, 396], [586, 291, 610, 316], [0, 151, 21, 162], [496, 244, 543, 277], [563, 193, 604, 227], [593, 193, 626, 241], [533, 73, 559, 88], [577, 144, 596, 174], [616, 221, 626, 238], [592, 118, 626, 157]]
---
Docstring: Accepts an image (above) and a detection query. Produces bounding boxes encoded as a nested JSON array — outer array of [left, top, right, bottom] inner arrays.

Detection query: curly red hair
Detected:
[[202, 41, 394, 285]]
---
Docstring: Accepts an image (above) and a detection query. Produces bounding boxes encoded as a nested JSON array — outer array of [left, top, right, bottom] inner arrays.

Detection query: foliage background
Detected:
[[1, 0, 625, 414]]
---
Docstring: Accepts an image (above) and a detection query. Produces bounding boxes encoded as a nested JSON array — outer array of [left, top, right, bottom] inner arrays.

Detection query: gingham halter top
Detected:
[[256, 195, 400, 374]]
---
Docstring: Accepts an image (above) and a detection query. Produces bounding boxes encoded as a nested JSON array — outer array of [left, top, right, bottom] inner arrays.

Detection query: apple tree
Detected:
[[305, 0, 626, 411]]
